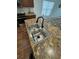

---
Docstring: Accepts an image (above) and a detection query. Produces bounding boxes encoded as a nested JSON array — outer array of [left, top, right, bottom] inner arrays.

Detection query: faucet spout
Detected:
[[36, 16, 44, 28]]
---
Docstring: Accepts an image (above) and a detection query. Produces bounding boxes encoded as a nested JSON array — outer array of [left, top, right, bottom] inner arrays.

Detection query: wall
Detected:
[[33, 0, 43, 17], [50, 0, 61, 17], [34, 0, 61, 18], [17, 0, 61, 18], [52, 8, 61, 17]]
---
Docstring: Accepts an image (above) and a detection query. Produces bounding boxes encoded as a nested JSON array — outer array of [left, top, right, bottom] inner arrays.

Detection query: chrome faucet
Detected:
[[36, 16, 44, 28]]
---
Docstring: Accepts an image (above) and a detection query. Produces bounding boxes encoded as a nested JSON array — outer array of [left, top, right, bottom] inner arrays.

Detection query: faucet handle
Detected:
[[36, 16, 44, 28], [36, 16, 44, 23]]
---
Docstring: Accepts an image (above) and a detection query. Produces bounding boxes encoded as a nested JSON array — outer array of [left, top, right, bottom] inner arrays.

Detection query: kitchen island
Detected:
[[24, 18, 61, 59]]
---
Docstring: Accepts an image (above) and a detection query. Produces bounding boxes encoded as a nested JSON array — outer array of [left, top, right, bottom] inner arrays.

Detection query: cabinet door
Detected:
[[21, 0, 34, 7], [17, 0, 21, 7]]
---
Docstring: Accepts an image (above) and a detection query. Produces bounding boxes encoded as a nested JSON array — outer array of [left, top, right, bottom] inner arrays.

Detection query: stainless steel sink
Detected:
[[28, 23, 50, 44]]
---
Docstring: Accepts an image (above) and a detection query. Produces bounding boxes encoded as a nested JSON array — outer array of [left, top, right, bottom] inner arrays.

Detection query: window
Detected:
[[42, 1, 54, 16]]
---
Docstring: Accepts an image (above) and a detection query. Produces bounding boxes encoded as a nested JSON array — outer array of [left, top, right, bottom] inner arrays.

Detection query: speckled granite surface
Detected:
[[25, 18, 61, 59]]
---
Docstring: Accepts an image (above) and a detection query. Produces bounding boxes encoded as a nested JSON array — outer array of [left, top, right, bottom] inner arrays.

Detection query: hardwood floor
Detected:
[[17, 24, 32, 59]]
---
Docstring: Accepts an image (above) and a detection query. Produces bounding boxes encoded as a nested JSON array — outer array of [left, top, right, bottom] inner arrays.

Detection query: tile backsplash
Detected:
[[17, 7, 34, 14]]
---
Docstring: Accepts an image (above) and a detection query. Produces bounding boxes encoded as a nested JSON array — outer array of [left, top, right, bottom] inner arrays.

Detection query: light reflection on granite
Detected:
[[33, 37, 55, 59], [25, 18, 61, 59]]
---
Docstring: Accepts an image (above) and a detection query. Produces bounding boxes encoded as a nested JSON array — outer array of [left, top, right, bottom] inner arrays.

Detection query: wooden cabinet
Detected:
[[21, 0, 34, 7], [26, 15, 36, 19], [17, 0, 34, 7]]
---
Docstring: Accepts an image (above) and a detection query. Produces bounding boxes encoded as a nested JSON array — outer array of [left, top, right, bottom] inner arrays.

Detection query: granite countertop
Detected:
[[24, 18, 61, 59]]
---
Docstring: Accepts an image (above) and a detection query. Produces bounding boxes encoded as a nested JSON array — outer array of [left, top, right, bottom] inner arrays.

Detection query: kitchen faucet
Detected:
[[36, 16, 44, 28]]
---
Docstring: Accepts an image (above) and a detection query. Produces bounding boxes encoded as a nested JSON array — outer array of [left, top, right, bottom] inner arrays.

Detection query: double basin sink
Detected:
[[28, 23, 50, 44]]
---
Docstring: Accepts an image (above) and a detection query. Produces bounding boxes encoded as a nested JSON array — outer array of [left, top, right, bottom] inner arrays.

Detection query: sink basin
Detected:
[[28, 24, 51, 44]]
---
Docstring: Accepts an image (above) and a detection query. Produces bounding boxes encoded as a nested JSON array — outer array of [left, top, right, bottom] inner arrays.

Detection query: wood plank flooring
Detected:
[[17, 24, 32, 59]]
